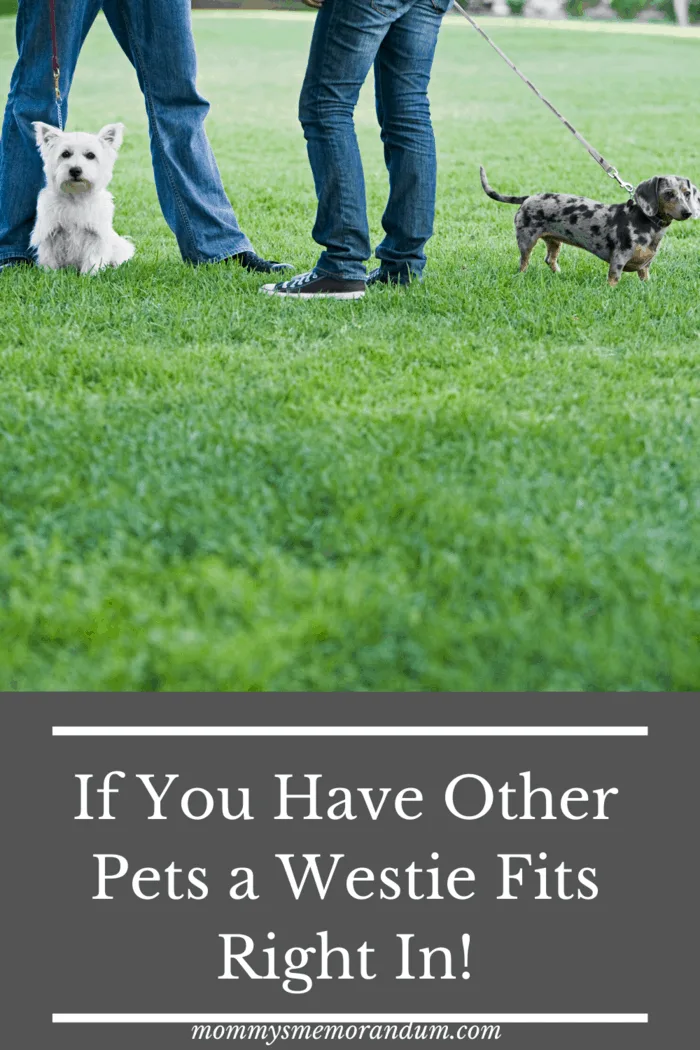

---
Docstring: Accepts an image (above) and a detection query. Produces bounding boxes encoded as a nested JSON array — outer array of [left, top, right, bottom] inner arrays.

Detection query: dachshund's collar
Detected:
[[647, 213, 673, 230], [629, 200, 672, 230]]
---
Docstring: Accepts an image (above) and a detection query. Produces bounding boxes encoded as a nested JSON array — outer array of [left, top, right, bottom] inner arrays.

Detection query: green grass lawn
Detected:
[[1, 12, 699, 690]]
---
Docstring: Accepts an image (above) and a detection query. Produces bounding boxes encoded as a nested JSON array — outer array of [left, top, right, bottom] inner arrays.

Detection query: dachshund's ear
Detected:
[[635, 176, 660, 218]]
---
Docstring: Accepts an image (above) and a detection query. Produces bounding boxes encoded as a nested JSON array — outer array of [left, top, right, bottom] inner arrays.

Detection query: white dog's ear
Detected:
[[32, 121, 62, 150], [690, 182, 700, 218], [98, 123, 125, 151]]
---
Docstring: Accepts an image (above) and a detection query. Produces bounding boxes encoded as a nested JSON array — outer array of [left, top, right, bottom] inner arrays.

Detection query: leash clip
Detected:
[[52, 66, 63, 132], [52, 68, 64, 131], [608, 166, 635, 198]]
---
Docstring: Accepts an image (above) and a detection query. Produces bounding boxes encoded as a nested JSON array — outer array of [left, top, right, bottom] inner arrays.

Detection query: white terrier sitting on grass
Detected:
[[31, 121, 134, 274]]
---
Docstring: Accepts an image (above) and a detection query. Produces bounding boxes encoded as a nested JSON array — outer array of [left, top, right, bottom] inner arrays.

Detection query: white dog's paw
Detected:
[[79, 258, 109, 276], [110, 235, 135, 267]]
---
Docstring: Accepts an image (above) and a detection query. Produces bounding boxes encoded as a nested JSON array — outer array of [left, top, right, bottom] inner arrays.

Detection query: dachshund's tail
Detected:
[[480, 166, 528, 205]]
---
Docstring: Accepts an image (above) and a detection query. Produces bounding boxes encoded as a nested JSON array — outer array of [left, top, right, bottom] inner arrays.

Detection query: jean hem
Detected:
[[376, 262, 425, 275], [186, 243, 256, 265], [315, 263, 367, 283], [0, 251, 34, 264]]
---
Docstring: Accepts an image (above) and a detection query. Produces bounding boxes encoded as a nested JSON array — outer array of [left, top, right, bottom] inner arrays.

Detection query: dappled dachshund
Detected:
[[480, 167, 700, 285]]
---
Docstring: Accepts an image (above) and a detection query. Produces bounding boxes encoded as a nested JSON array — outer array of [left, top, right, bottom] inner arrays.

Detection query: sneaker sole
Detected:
[[260, 286, 365, 300]]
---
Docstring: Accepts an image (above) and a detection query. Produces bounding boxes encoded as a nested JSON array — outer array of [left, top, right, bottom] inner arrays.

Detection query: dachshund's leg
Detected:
[[543, 236, 562, 274], [516, 229, 540, 273], [607, 251, 631, 287], [638, 267, 650, 282]]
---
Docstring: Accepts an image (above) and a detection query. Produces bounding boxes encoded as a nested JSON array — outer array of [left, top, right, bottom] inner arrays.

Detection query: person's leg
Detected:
[[0, 0, 102, 265], [372, 0, 449, 280], [298, 0, 408, 281], [102, 0, 263, 264]]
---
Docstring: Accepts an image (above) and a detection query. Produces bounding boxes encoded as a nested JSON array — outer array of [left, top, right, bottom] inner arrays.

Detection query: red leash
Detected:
[[48, 0, 63, 130]]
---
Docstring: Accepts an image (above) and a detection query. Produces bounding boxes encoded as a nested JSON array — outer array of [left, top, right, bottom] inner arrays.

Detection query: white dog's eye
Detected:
[[60, 149, 72, 159], [84, 151, 96, 161]]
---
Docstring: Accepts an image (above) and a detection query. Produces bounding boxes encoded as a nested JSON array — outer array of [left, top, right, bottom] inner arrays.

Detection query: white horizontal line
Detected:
[[52, 726, 648, 737], [194, 9, 700, 39], [52, 1013, 648, 1024]]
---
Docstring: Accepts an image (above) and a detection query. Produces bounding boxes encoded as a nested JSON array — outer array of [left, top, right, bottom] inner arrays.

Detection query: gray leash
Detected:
[[451, 2, 635, 197], [49, 0, 64, 130]]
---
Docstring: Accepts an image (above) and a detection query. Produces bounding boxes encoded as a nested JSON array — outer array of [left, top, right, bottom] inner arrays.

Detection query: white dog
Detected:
[[31, 121, 134, 274]]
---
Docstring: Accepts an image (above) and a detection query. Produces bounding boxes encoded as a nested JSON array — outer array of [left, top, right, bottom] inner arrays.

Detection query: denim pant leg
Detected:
[[299, 0, 402, 281], [102, 0, 253, 262], [0, 0, 102, 262], [374, 0, 448, 276]]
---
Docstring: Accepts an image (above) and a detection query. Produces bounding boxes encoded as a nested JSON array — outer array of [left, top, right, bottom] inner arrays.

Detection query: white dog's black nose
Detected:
[[69, 166, 83, 179]]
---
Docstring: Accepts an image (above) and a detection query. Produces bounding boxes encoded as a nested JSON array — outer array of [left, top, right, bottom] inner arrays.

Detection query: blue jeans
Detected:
[[299, 0, 451, 282], [0, 0, 253, 264]]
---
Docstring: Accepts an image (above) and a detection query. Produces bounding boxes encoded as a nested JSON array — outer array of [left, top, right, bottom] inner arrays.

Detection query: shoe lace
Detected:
[[287, 270, 317, 290]]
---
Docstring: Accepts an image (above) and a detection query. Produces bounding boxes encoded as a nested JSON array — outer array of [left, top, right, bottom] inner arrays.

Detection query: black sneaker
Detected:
[[366, 266, 417, 287], [228, 251, 292, 274], [261, 270, 365, 299]]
